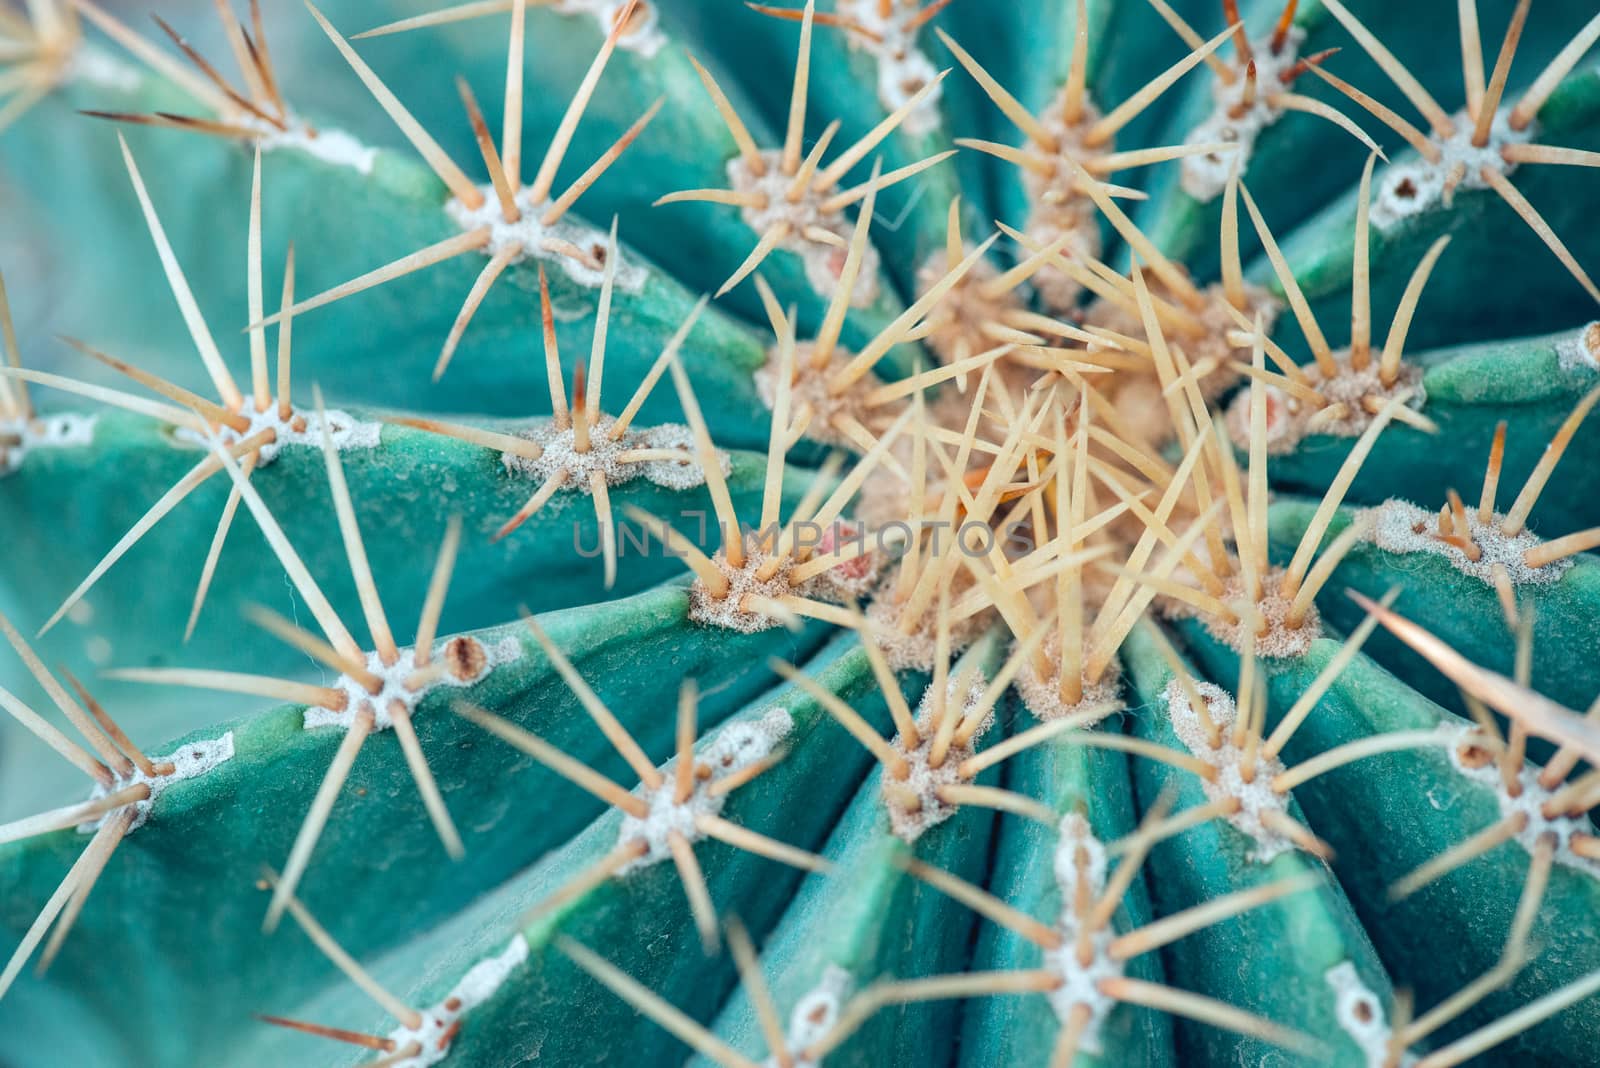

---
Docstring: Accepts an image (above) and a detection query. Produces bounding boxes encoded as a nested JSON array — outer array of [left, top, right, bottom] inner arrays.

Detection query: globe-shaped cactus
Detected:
[[2, 0, 1600, 1065]]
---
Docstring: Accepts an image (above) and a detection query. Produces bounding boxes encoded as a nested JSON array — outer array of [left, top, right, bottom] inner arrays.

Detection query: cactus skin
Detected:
[[1181, 619, 1600, 1063], [1264, 329, 1600, 537], [0, 585, 829, 1065], [958, 712, 1172, 1066], [0, 409, 814, 703], [1122, 620, 1397, 1067], [5, 1, 1600, 1067], [1266, 498, 1600, 717]]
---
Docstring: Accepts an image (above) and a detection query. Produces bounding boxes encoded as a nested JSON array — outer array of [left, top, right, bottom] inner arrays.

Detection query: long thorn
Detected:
[[559, 938, 762, 1068], [526, 0, 638, 203], [305, 2, 482, 208], [267, 866, 421, 1027], [118, 134, 242, 409], [315, 386, 396, 664], [522, 615, 664, 789], [263, 709, 375, 933]]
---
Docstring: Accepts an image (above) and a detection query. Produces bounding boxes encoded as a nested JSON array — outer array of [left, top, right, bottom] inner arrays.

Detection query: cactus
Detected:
[[4, 0, 1600, 1065]]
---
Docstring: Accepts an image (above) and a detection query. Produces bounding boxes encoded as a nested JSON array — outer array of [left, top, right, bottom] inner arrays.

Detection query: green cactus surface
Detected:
[[4, 1, 1600, 1066]]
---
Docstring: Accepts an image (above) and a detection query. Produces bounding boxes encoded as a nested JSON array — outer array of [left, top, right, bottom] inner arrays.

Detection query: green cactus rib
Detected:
[[1121, 618, 1395, 1067], [1272, 67, 1600, 354], [327, 2, 801, 324], [958, 714, 1172, 1066], [0, 405, 823, 700], [308, 162, 907, 439], [1180, 620, 1600, 1062], [1263, 328, 1600, 538], [6, 3, 928, 409], [0, 583, 830, 1065], [315, 0, 934, 337], [695, 630, 1003, 1067], [1140, 0, 1600, 279], [692, 748, 990, 1067], [220, 628, 890, 1068], [1138, 0, 1327, 280], [353, 0, 960, 308], [4, 83, 787, 438], [1265, 497, 1600, 718]]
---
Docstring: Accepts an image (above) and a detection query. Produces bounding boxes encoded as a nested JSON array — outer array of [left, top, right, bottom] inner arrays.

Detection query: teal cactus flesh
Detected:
[[6, 1, 1600, 1066]]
